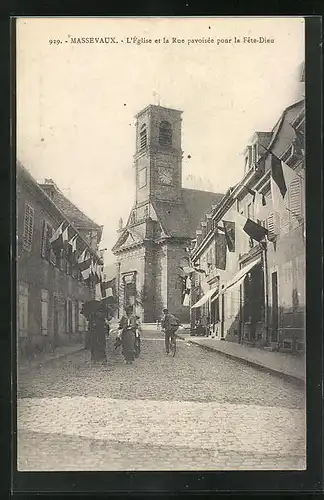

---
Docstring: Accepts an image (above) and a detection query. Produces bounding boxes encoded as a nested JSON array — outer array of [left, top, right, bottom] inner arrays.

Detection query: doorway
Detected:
[[53, 295, 59, 347], [271, 271, 279, 342]]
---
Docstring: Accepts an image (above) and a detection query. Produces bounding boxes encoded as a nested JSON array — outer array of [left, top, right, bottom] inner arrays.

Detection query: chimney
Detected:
[[196, 229, 203, 247], [201, 221, 207, 239], [206, 214, 213, 233]]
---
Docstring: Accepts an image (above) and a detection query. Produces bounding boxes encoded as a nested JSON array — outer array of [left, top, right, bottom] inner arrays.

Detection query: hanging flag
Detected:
[[215, 232, 227, 270], [81, 265, 91, 281], [271, 155, 297, 213], [101, 278, 116, 298], [77, 249, 91, 272], [236, 212, 268, 242], [215, 225, 225, 234], [290, 123, 305, 156], [68, 234, 77, 260], [77, 248, 87, 264], [183, 293, 190, 307], [49, 222, 64, 252], [96, 263, 102, 282], [62, 225, 69, 250], [222, 220, 235, 252], [181, 275, 191, 306], [254, 191, 267, 215], [243, 186, 256, 199]]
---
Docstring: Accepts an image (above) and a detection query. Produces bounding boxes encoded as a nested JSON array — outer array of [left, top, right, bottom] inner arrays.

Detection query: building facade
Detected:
[[190, 97, 305, 354], [112, 104, 223, 323], [17, 163, 103, 359]]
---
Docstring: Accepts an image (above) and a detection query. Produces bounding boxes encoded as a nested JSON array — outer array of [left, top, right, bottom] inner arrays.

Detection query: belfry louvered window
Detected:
[[159, 121, 172, 147], [140, 124, 147, 149], [23, 204, 34, 251]]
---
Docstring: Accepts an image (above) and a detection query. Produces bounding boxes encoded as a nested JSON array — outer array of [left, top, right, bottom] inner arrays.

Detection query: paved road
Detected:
[[17, 328, 306, 471]]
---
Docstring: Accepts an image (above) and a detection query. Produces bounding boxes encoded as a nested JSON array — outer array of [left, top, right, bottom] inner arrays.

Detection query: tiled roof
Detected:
[[182, 188, 223, 236], [39, 183, 101, 231], [153, 188, 224, 239], [17, 163, 102, 261]]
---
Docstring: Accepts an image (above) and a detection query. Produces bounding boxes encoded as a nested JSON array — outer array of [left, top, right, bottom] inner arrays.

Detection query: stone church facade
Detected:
[[112, 104, 223, 323]]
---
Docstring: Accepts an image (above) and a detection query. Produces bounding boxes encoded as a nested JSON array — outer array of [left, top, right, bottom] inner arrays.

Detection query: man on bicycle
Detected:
[[161, 308, 181, 354]]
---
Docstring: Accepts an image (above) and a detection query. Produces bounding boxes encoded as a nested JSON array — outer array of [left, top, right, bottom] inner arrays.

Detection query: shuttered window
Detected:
[[267, 212, 280, 237], [288, 177, 303, 228], [18, 284, 29, 338], [140, 124, 147, 149], [78, 301, 84, 331], [23, 204, 34, 251], [41, 289, 49, 336], [41, 221, 57, 265]]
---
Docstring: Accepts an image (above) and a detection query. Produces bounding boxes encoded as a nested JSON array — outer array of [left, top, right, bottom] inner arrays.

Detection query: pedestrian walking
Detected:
[[118, 305, 139, 364], [161, 308, 181, 354], [89, 308, 107, 363]]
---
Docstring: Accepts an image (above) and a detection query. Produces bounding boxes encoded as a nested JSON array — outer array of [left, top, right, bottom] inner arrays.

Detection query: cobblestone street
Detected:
[[17, 328, 306, 471]]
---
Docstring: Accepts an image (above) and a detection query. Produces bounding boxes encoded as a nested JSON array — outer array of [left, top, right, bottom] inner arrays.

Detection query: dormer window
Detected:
[[159, 121, 172, 148], [251, 143, 258, 165], [244, 144, 258, 172], [140, 124, 147, 150]]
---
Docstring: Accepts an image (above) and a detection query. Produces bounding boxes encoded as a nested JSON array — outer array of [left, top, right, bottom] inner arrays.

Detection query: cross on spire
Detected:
[[152, 91, 161, 106]]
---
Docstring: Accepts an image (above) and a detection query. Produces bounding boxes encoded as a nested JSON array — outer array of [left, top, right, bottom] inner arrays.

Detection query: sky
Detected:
[[17, 17, 305, 264]]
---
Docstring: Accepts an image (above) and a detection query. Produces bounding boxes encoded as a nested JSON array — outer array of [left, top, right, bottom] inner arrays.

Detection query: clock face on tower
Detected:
[[157, 166, 173, 185]]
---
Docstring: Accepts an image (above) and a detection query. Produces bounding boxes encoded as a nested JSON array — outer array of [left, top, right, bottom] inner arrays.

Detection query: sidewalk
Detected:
[[177, 334, 305, 384], [18, 342, 85, 374]]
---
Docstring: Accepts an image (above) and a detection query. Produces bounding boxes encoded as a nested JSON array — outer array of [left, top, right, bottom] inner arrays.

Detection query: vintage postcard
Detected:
[[16, 16, 306, 472]]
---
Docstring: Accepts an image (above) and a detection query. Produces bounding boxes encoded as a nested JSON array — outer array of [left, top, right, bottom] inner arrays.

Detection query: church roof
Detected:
[[153, 188, 224, 239]]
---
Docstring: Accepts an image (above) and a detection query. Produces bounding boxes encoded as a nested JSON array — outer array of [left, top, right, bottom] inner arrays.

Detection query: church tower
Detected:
[[112, 103, 223, 323], [134, 105, 183, 216]]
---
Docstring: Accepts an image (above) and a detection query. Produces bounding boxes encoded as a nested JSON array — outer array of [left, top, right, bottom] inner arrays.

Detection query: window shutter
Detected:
[[41, 289, 49, 335], [23, 204, 34, 251], [41, 220, 47, 257], [140, 124, 147, 149], [71, 301, 76, 333], [288, 177, 303, 228], [18, 285, 29, 337], [47, 225, 57, 265], [267, 212, 280, 238]]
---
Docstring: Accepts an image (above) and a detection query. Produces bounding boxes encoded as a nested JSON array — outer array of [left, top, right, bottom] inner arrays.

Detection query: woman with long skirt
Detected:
[[118, 305, 137, 364], [90, 309, 107, 363]]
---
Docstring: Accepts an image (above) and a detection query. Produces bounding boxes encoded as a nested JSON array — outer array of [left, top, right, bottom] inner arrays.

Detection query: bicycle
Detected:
[[164, 325, 189, 357], [169, 331, 177, 357]]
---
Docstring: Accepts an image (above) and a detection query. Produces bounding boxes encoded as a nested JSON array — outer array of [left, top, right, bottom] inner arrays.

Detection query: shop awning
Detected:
[[222, 257, 262, 293], [191, 286, 218, 309]]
